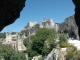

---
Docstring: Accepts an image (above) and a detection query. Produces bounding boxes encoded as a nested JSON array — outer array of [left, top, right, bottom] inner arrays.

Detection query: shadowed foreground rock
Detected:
[[72, 0, 80, 39], [0, 0, 26, 31]]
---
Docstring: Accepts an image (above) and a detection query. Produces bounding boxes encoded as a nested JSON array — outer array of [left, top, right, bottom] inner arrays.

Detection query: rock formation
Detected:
[[44, 48, 59, 60], [0, 0, 26, 31], [72, 0, 80, 39], [58, 15, 79, 39]]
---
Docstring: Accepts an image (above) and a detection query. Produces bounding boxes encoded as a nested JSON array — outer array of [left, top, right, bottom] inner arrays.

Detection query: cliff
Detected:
[[58, 15, 79, 39]]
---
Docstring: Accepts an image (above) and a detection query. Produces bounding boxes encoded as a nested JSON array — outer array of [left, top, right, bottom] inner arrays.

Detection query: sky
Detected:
[[1, 0, 75, 32]]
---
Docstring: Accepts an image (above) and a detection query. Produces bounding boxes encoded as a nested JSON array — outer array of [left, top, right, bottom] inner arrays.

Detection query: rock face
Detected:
[[0, 0, 26, 31], [72, 0, 80, 39], [44, 48, 59, 60], [58, 15, 79, 39]]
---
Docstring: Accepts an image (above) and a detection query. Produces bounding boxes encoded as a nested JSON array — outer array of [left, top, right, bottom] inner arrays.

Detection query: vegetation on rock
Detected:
[[26, 28, 58, 59]]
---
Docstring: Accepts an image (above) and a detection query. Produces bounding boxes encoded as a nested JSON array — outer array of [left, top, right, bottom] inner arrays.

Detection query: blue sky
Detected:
[[1, 0, 75, 32]]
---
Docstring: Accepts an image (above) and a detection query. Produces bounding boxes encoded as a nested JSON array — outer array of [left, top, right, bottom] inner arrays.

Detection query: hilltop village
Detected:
[[0, 15, 80, 60]]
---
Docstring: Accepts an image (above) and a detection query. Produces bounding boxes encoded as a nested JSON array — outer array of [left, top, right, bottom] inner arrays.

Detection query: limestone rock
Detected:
[[0, 0, 26, 31], [58, 15, 79, 39]]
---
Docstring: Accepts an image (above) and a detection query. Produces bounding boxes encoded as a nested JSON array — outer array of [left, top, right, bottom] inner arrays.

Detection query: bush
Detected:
[[66, 45, 77, 60], [59, 42, 70, 48], [10, 52, 26, 60], [59, 33, 68, 48], [59, 33, 68, 43]]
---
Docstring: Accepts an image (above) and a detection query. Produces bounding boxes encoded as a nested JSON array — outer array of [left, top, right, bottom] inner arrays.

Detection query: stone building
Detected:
[[2, 32, 26, 52], [42, 18, 54, 29]]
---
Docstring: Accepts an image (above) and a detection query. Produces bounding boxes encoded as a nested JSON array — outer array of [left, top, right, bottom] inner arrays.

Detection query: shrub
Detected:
[[60, 42, 70, 48]]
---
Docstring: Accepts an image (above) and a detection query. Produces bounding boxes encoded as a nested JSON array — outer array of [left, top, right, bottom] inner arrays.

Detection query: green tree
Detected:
[[26, 42, 39, 60], [42, 35, 57, 55], [29, 28, 58, 56], [0, 44, 14, 60], [0, 44, 26, 60], [26, 28, 58, 59]]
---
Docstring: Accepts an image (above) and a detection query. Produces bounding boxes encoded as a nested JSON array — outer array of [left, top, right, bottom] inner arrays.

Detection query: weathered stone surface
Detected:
[[72, 0, 80, 39], [0, 0, 26, 31], [58, 15, 79, 39]]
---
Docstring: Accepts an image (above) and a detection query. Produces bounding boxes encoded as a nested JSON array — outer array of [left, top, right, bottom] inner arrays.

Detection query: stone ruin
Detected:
[[21, 18, 55, 37], [2, 32, 26, 52]]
